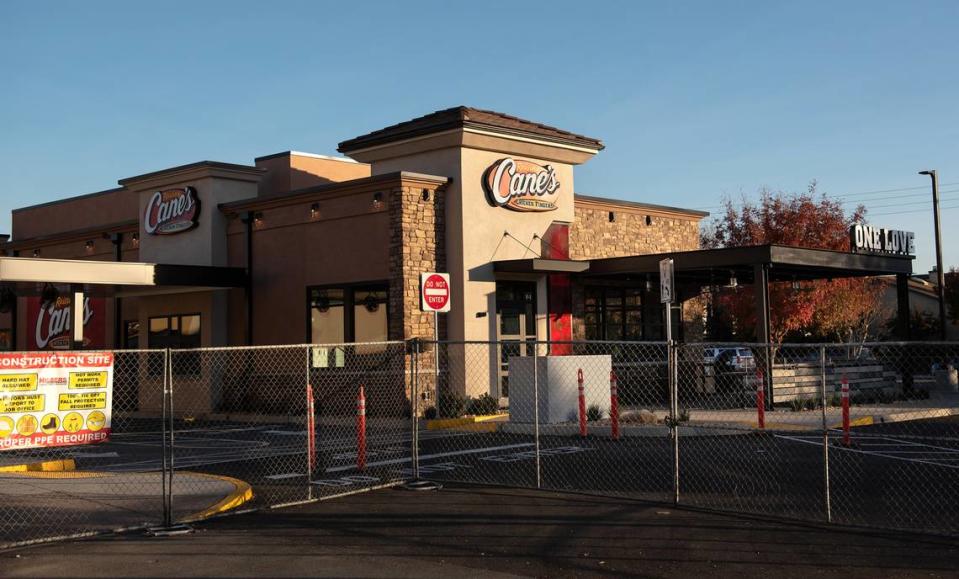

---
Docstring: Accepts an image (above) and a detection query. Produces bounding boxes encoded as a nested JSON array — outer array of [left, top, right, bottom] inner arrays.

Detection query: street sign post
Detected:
[[420, 272, 450, 407], [659, 258, 674, 305]]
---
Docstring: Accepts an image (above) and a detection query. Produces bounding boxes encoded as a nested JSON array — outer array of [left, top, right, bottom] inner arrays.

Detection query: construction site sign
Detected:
[[0, 352, 113, 450]]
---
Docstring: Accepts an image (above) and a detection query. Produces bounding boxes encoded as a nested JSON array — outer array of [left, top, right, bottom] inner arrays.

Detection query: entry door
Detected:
[[496, 281, 537, 399]]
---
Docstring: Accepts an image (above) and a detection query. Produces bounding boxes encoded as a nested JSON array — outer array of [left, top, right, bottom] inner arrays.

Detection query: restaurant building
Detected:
[[0, 107, 712, 398]]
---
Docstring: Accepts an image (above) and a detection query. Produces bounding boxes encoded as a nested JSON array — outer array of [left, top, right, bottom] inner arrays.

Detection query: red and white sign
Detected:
[[144, 186, 200, 235], [483, 158, 560, 212], [27, 297, 106, 351], [0, 351, 113, 451], [420, 273, 451, 313]]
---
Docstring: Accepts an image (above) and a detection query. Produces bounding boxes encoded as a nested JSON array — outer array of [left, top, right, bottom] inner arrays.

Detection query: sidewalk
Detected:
[[2, 483, 957, 578]]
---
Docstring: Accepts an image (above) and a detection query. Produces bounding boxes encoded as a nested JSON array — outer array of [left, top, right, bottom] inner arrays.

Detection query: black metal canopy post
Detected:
[[754, 264, 773, 408]]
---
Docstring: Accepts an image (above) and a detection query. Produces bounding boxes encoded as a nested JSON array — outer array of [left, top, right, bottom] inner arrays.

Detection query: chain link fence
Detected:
[[0, 342, 414, 550], [2, 339, 957, 549], [416, 339, 959, 537]]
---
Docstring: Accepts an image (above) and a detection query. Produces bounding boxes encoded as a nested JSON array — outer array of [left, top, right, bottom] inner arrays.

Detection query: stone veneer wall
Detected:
[[569, 204, 703, 341], [387, 184, 446, 341], [569, 205, 700, 259]]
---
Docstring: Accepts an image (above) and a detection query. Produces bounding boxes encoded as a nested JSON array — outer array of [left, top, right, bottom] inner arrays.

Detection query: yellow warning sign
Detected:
[[62, 412, 83, 433], [58, 392, 106, 411], [0, 394, 45, 413], [87, 411, 106, 432], [40, 413, 59, 435], [68, 371, 108, 390], [0, 374, 38, 392], [16, 415, 38, 436], [0, 416, 12, 438]]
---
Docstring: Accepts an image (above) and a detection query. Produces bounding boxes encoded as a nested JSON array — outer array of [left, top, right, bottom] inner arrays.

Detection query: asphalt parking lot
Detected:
[[2, 414, 958, 549], [2, 483, 958, 579]]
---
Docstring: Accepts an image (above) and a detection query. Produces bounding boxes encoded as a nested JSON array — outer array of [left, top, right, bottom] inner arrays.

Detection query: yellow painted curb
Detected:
[[426, 413, 506, 431], [0, 458, 76, 473], [179, 472, 254, 523]]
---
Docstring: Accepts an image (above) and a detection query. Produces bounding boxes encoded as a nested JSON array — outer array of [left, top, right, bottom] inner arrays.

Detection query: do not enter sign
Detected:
[[420, 273, 451, 313]]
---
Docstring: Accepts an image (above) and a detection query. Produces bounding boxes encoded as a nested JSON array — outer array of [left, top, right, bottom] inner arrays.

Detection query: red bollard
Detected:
[[841, 375, 850, 446], [307, 383, 316, 472], [357, 385, 367, 471], [756, 368, 765, 429], [610, 370, 620, 441], [577, 369, 587, 438]]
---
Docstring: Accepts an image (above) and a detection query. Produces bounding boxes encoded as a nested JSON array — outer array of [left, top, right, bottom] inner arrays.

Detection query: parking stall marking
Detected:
[[776, 433, 959, 469]]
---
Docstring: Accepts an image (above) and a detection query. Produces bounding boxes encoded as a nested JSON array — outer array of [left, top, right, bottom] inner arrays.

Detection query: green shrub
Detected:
[[586, 404, 604, 422], [466, 393, 499, 416], [438, 391, 467, 418], [803, 397, 819, 411], [789, 398, 805, 412]]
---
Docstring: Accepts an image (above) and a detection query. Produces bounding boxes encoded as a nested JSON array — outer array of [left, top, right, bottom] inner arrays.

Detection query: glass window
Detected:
[[583, 286, 651, 341], [124, 321, 139, 349], [309, 285, 389, 345], [148, 314, 201, 376]]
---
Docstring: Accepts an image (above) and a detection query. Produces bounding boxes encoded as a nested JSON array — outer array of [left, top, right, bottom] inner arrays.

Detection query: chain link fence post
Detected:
[[411, 339, 420, 481], [820, 344, 832, 523], [160, 348, 171, 528], [533, 341, 541, 489], [671, 341, 680, 506]]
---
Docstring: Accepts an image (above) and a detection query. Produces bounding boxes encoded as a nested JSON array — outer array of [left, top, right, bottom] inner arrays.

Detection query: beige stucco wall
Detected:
[[362, 137, 583, 346]]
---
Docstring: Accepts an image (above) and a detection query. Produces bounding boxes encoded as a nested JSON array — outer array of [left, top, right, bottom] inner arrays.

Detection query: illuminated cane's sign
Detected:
[[850, 224, 915, 256], [26, 297, 105, 350], [483, 158, 560, 212], [144, 187, 200, 235]]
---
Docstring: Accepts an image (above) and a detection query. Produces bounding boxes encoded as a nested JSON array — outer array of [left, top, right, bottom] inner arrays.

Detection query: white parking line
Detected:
[[776, 433, 959, 469], [324, 443, 535, 473]]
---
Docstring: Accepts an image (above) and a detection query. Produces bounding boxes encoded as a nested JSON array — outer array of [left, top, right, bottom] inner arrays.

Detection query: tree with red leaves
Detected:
[[702, 182, 888, 345]]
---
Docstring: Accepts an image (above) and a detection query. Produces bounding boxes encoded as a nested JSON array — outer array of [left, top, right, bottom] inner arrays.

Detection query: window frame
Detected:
[[584, 285, 661, 341], [306, 282, 390, 344]]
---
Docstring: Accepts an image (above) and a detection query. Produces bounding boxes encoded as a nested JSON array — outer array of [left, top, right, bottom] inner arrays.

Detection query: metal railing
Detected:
[[1, 339, 957, 549]]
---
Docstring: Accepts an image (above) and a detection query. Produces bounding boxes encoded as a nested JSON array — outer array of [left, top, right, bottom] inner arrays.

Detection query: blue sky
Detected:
[[1, 1, 957, 271]]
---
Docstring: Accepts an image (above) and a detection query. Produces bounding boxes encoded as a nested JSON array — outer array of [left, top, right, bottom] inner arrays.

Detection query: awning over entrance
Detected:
[[494, 244, 916, 342], [0, 257, 248, 296]]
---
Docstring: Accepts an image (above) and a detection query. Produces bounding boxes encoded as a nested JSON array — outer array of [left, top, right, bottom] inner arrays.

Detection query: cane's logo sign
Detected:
[[35, 297, 94, 350], [144, 187, 199, 235], [483, 158, 560, 212]]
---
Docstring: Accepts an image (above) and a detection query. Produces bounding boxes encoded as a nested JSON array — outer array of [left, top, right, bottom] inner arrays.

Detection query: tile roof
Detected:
[[338, 106, 604, 153]]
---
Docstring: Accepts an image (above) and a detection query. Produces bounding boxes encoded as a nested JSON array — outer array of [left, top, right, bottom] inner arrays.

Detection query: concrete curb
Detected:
[[179, 472, 254, 523], [425, 414, 506, 431], [0, 458, 76, 473]]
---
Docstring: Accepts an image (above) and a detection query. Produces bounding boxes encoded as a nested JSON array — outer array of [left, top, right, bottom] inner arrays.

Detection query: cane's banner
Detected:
[[26, 297, 106, 350], [144, 186, 200, 235], [483, 158, 560, 212], [0, 351, 113, 450]]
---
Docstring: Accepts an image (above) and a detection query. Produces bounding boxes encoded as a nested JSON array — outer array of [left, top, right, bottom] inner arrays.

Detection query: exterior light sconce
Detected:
[[645, 274, 652, 292], [85, 240, 95, 253], [727, 271, 738, 288], [372, 192, 384, 209], [310, 203, 320, 220], [131, 233, 140, 247], [645, 215, 653, 226], [32, 249, 40, 258], [253, 212, 264, 228]]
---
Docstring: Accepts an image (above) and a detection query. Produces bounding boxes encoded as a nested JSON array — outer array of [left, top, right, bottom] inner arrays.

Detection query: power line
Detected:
[[694, 182, 959, 212], [869, 203, 959, 217]]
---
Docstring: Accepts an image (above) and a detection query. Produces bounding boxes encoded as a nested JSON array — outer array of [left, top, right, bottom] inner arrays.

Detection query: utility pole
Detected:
[[919, 170, 947, 340]]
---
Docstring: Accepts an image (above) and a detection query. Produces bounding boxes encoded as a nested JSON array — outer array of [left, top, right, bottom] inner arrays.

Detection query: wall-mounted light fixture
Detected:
[[131, 233, 140, 247], [645, 274, 653, 292], [645, 215, 653, 226], [310, 203, 320, 220], [608, 211, 616, 223], [372, 192, 384, 209], [85, 240, 95, 253], [32, 249, 40, 258], [253, 212, 264, 227], [727, 271, 738, 288]]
